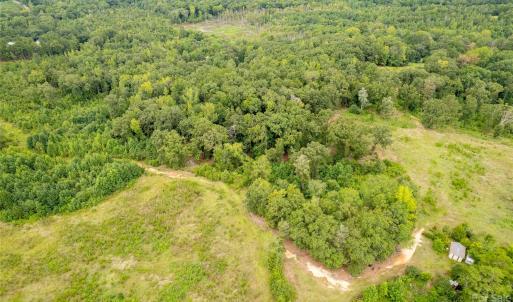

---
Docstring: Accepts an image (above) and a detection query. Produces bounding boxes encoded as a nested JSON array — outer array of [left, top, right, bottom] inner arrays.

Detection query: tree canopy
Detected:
[[1, 0, 512, 299]]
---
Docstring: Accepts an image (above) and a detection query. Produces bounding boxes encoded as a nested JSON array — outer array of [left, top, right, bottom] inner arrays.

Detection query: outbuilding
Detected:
[[448, 241, 466, 262], [465, 255, 475, 265]]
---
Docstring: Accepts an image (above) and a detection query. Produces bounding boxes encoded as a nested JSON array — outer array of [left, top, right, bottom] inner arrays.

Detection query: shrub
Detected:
[[245, 178, 273, 216], [267, 241, 296, 302]]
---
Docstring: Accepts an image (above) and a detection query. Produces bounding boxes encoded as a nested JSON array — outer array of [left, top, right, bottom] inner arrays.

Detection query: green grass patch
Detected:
[[159, 262, 206, 302], [0, 1, 27, 16], [0, 119, 27, 149], [0, 175, 276, 301], [182, 19, 269, 40], [382, 118, 513, 245]]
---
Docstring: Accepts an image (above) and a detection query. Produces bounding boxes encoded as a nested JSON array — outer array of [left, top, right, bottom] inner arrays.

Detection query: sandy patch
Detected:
[[144, 166, 194, 179], [387, 228, 424, 268], [305, 262, 351, 291], [112, 255, 137, 270]]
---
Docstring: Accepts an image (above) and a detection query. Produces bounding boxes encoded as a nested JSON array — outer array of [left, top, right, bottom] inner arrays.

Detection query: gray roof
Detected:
[[449, 241, 466, 258]]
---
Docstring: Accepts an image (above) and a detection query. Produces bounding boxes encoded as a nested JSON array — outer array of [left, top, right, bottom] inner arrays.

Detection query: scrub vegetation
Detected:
[[0, 175, 278, 301]]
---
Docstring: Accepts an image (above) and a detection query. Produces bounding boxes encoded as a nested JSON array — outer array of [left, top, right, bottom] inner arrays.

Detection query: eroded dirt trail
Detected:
[[144, 166, 195, 179], [282, 228, 424, 292], [252, 212, 424, 292], [284, 241, 351, 291], [143, 164, 425, 293]]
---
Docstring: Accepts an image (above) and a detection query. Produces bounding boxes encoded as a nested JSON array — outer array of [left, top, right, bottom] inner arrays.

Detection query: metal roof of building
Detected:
[[449, 241, 466, 258]]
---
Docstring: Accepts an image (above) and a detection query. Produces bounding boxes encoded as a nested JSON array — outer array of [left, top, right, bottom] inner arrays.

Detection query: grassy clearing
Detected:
[[0, 175, 276, 301], [0, 1, 26, 16], [337, 110, 513, 245], [0, 119, 27, 149], [383, 121, 513, 245], [182, 19, 268, 40], [180, 9, 275, 40]]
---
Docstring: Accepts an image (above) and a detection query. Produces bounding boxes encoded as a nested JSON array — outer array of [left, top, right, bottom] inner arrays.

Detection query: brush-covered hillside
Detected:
[[0, 174, 279, 301]]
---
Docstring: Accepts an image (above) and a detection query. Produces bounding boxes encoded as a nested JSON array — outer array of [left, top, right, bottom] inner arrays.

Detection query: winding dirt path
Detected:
[[143, 165, 195, 179], [251, 212, 425, 292], [142, 163, 425, 293]]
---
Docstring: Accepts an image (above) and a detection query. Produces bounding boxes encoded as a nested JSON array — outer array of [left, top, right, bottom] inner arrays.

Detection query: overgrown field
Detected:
[[0, 175, 277, 301], [383, 118, 513, 245]]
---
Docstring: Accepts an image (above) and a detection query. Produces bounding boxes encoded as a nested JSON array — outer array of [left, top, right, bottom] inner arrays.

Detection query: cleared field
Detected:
[[181, 19, 268, 40], [383, 120, 513, 245], [0, 175, 276, 301]]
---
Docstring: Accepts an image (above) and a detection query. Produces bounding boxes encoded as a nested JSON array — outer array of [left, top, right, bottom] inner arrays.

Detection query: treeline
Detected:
[[0, 151, 142, 221], [357, 224, 513, 302]]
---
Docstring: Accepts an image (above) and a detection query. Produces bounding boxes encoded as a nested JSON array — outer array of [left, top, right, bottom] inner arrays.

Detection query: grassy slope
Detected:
[[384, 120, 513, 244], [332, 110, 513, 245], [0, 175, 275, 301], [381, 115, 513, 276]]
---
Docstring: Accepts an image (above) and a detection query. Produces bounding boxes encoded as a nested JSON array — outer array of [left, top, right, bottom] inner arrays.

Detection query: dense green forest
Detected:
[[0, 151, 142, 221], [1, 0, 513, 301]]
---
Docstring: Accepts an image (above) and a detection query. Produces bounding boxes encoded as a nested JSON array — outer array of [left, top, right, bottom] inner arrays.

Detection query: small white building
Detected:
[[448, 241, 466, 262], [465, 255, 475, 265]]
